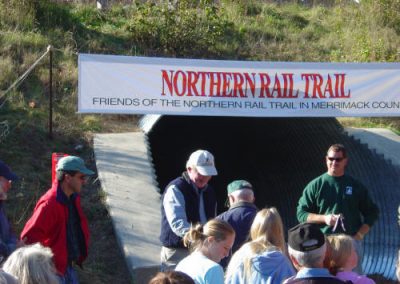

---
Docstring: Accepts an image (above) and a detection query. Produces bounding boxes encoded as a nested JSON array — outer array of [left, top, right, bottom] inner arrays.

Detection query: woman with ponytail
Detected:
[[175, 219, 235, 284], [326, 234, 375, 284]]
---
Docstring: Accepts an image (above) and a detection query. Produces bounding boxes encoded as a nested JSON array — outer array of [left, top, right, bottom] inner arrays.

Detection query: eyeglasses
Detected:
[[327, 157, 344, 162]]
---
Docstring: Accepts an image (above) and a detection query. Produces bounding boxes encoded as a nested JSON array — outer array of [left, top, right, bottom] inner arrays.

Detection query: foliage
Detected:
[[124, 1, 234, 57], [338, 117, 400, 135], [1, 1, 400, 283], [0, 0, 36, 31]]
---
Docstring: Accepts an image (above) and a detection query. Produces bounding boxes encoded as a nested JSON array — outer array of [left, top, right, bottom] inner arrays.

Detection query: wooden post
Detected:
[[48, 45, 53, 140]]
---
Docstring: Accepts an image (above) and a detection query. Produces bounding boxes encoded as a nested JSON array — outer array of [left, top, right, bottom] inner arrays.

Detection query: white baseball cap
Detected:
[[186, 150, 217, 176]]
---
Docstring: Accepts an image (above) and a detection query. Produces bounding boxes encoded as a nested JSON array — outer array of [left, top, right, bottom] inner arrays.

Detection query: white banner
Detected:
[[78, 54, 400, 117]]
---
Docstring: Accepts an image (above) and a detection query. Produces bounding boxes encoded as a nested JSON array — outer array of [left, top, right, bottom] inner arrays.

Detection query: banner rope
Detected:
[[0, 45, 52, 143], [0, 45, 51, 108]]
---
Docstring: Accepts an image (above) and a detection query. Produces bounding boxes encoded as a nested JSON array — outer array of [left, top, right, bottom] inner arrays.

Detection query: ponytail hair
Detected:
[[326, 234, 354, 275], [183, 219, 234, 252]]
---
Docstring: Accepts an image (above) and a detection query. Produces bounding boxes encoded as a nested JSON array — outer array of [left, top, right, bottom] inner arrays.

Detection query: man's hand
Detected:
[[353, 232, 364, 241], [324, 214, 340, 226], [307, 213, 340, 226], [353, 224, 370, 241]]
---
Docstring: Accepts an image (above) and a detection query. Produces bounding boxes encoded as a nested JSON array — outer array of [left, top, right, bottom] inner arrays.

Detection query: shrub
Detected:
[[124, 1, 234, 58], [0, 0, 36, 31]]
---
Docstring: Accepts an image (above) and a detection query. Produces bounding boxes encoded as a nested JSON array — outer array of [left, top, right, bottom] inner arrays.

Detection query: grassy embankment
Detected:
[[0, 1, 399, 283]]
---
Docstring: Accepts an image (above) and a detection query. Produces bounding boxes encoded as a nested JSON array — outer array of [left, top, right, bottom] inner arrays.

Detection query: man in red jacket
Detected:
[[21, 156, 94, 284]]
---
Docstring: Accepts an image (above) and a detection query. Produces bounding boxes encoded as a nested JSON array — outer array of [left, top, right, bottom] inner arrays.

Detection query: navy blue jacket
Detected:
[[160, 172, 217, 248], [217, 201, 258, 268], [0, 202, 17, 258]]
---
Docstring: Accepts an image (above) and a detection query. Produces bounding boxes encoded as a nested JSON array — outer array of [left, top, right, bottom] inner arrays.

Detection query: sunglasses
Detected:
[[68, 174, 87, 181], [78, 175, 87, 181], [327, 157, 344, 162]]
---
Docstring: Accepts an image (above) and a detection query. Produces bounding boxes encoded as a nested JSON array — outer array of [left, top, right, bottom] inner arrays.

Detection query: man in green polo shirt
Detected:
[[296, 144, 379, 271]]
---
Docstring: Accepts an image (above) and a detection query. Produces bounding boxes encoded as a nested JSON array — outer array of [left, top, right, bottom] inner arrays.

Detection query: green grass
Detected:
[[338, 117, 400, 135]]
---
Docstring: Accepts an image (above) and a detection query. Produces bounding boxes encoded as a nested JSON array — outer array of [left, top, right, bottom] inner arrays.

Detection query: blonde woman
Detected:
[[176, 219, 235, 284], [225, 207, 295, 284], [326, 234, 375, 284]]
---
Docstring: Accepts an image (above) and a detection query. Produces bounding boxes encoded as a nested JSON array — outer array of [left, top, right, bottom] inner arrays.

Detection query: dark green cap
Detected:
[[227, 180, 253, 195]]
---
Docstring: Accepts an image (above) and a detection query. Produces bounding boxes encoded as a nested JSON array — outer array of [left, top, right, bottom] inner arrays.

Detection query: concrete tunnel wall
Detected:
[[146, 115, 400, 279]]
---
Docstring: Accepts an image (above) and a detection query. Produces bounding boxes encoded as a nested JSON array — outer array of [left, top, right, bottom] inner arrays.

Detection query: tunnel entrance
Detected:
[[147, 115, 400, 279]]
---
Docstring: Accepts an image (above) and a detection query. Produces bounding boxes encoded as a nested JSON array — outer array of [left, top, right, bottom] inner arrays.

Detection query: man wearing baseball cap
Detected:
[[217, 179, 257, 268], [21, 156, 94, 284], [160, 149, 218, 271], [284, 223, 346, 284], [0, 160, 19, 261]]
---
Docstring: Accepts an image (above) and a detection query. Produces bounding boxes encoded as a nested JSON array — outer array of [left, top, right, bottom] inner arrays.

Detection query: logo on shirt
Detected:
[[345, 186, 353, 195]]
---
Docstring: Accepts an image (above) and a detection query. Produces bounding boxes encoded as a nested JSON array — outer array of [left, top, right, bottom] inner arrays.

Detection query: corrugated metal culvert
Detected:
[[141, 114, 400, 279]]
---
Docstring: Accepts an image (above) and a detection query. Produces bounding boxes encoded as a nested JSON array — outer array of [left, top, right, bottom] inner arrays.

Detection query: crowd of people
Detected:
[[0, 143, 396, 284], [154, 145, 396, 284], [0, 156, 94, 284]]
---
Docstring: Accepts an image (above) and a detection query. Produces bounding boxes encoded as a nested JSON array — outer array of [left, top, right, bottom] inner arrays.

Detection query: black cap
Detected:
[[288, 223, 325, 252]]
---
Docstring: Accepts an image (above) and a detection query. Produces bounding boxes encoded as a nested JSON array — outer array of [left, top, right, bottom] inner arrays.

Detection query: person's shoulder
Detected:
[[218, 204, 254, 222], [337, 271, 375, 284], [304, 173, 327, 190], [195, 253, 221, 271], [167, 176, 193, 191], [204, 261, 223, 280], [165, 178, 185, 193], [180, 252, 220, 272], [258, 248, 286, 259], [282, 275, 298, 284], [353, 275, 375, 284], [255, 249, 295, 274], [284, 277, 348, 284], [166, 176, 184, 187], [33, 188, 61, 212], [216, 210, 228, 221], [217, 204, 241, 217], [231, 242, 252, 261], [310, 173, 327, 182], [38, 189, 57, 204], [0, 269, 18, 284]]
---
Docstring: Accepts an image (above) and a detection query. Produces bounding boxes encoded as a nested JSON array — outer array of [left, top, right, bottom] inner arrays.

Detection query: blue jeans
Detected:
[[58, 266, 79, 284]]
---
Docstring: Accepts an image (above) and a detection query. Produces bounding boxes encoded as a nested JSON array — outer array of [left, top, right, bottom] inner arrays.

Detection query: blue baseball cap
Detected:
[[56, 156, 94, 175], [0, 160, 18, 181]]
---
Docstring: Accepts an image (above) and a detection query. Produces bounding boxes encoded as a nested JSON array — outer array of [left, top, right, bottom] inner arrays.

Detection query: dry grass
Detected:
[[1, 1, 400, 283]]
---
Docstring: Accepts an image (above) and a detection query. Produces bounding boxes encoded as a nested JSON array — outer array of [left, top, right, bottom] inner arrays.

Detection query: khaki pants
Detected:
[[160, 246, 189, 272]]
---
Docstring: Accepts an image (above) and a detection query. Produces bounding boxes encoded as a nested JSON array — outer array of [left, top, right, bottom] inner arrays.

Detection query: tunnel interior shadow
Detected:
[[149, 116, 345, 227], [148, 116, 400, 279]]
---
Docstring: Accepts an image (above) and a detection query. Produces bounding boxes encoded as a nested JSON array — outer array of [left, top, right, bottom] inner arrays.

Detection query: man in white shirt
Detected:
[[160, 150, 218, 271]]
